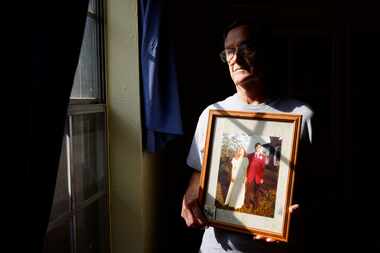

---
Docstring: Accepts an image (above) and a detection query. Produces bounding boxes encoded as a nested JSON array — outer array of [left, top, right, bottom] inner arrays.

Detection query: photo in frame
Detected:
[[199, 110, 302, 242]]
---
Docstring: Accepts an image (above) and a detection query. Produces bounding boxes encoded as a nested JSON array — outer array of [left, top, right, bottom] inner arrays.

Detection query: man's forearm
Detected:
[[182, 170, 207, 227], [187, 170, 201, 196]]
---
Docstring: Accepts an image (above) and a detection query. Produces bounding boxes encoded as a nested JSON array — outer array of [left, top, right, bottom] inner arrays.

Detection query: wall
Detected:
[[106, 0, 144, 252]]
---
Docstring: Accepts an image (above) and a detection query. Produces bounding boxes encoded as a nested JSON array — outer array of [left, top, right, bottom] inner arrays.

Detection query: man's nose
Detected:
[[234, 51, 246, 65], [229, 52, 238, 64], [229, 51, 243, 65]]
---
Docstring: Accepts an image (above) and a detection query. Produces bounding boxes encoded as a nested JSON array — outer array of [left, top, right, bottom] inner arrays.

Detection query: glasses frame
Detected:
[[219, 42, 256, 64]]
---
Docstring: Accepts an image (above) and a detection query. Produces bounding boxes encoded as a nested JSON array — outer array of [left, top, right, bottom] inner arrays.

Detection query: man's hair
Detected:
[[222, 17, 271, 47], [255, 142, 262, 149]]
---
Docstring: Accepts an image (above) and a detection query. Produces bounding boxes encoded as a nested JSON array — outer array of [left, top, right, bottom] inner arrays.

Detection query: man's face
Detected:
[[256, 145, 261, 152], [224, 25, 258, 88]]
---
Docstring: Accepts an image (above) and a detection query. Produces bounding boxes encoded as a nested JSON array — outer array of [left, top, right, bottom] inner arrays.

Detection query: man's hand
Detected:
[[252, 204, 299, 242], [181, 171, 207, 228]]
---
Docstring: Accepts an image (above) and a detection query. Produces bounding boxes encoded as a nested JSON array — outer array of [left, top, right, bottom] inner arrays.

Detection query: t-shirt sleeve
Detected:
[[186, 108, 210, 171], [297, 104, 314, 145], [292, 102, 314, 215]]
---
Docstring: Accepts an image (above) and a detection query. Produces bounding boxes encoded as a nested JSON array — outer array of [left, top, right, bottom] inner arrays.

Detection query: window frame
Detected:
[[44, 0, 109, 252]]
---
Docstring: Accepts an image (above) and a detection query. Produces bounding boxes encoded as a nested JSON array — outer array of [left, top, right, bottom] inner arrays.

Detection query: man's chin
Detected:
[[235, 75, 259, 88]]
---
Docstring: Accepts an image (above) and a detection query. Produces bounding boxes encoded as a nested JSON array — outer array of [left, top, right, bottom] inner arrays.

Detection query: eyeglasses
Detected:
[[219, 43, 256, 64]]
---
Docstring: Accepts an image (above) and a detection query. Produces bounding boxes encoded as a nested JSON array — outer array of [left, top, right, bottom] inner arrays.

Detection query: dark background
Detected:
[[146, 0, 378, 252]]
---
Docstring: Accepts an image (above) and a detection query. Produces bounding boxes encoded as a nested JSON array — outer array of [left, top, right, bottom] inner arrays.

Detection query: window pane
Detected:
[[71, 113, 106, 203], [76, 197, 109, 253], [71, 15, 100, 99], [50, 136, 70, 221], [88, 0, 98, 14], [43, 218, 73, 253]]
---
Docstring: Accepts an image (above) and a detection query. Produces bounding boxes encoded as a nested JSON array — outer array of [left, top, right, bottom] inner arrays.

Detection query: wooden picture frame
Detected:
[[199, 110, 302, 242]]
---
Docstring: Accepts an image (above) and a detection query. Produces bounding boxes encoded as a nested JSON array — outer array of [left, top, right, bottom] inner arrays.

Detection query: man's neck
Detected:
[[236, 83, 266, 105]]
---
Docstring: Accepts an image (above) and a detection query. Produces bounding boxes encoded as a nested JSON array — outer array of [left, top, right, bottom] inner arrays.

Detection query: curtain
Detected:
[[139, 0, 183, 152], [26, 1, 89, 251]]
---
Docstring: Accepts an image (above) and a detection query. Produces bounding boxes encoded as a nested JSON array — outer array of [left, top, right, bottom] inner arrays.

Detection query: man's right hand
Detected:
[[181, 171, 207, 228]]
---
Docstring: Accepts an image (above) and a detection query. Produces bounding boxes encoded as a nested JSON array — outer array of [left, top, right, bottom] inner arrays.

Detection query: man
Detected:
[[246, 142, 267, 209], [181, 19, 313, 252]]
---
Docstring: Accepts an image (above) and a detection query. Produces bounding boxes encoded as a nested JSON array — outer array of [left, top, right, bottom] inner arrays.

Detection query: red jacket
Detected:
[[247, 152, 266, 184]]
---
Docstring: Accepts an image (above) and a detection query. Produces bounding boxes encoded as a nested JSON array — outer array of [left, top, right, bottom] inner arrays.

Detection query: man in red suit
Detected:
[[246, 143, 267, 208]]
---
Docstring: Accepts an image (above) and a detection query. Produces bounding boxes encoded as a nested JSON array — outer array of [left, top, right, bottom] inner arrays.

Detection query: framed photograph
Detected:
[[199, 109, 302, 242]]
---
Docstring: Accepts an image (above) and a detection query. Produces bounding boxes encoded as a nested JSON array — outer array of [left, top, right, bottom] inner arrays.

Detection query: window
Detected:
[[44, 0, 109, 252]]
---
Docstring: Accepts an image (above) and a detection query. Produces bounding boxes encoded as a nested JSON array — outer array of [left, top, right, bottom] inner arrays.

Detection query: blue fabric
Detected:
[[139, 0, 183, 152]]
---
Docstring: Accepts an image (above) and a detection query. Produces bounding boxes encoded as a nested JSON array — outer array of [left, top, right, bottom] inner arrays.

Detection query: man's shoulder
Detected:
[[247, 152, 255, 159], [199, 94, 238, 116], [271, 97, 314, 119], [209, 94, 238, 109]]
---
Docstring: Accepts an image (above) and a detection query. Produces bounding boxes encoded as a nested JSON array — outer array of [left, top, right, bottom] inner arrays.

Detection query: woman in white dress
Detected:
[[224, 146, 248, 209]]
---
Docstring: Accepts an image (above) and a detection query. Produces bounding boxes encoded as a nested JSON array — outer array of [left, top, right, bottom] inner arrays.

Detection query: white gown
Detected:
[[224, 156, 248, 209]]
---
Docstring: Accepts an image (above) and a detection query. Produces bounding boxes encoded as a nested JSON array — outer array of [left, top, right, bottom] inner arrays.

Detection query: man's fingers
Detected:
[[253, 234, 278, 243], [181, 204, 194, 226], [182, 199, 196, 226], [289, 204, 299, 213], [181, 199, 206, 228], [191, 205, 207, 226]]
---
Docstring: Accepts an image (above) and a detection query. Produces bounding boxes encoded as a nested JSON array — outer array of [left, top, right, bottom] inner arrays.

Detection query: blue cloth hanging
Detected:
[[139, 0, 183, 152]]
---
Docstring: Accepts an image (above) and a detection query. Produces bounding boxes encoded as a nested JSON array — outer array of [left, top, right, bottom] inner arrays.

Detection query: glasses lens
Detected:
[[238, 44, 255, 55], [220, 45, 256, 64], [226, 48, 236, 62], [219, 50, 227, 63]]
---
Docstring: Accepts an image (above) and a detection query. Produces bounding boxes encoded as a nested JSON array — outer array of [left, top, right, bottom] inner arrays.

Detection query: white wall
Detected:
[[106, 0, 144, 252]]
